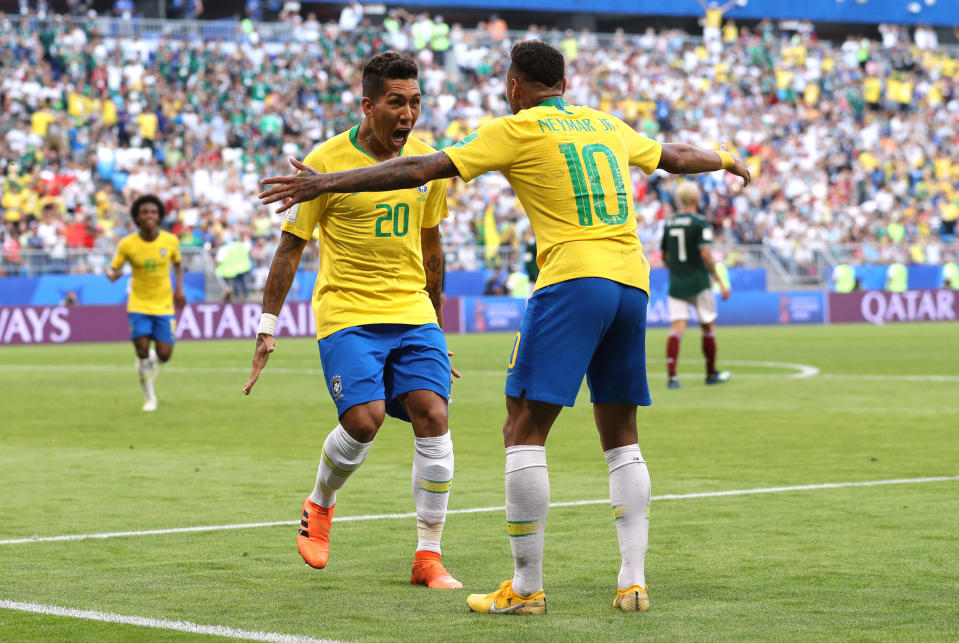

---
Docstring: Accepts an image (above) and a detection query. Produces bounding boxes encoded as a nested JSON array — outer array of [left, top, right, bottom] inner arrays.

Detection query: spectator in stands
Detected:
[[483, 265, 508, 296], [338, 0, 363, 32]]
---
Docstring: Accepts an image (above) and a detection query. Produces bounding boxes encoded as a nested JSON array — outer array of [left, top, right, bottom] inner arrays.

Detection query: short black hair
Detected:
[[361, 52, 419, 100], [510, 40, 565, 87], [130, 194, 165, 223]]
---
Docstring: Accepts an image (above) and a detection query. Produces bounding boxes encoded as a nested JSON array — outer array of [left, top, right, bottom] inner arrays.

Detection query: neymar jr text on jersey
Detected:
[[537, 117, 617, 134]]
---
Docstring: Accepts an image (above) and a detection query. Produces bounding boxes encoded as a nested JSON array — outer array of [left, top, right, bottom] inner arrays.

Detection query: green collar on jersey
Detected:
[[537, 96, 572, 114], [349, 124, 405, 161]]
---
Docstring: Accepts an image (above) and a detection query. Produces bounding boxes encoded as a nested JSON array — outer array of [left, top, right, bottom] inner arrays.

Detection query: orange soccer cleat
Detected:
[[297, 497, 334, 569], [411, 551, 463, 589]]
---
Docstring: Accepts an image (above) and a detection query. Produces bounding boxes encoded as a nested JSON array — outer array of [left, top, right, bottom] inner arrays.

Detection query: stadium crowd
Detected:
[[0, 7, 957, 286]]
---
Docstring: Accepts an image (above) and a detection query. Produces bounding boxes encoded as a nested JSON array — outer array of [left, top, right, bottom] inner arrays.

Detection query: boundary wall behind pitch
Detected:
[[1, 290, 957, 345]]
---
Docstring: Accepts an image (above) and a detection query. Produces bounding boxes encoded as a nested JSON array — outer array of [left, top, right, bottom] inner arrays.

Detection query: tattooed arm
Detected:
[[421, 223, 460, 379], [421, 225, 444, 329], [243, 231, 308, 395], [260, 231, 308, 315], [259, 152, 461, 214]]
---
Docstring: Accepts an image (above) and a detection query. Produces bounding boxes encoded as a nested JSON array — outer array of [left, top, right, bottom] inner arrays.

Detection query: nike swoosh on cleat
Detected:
[[488, 599, 543, 614]]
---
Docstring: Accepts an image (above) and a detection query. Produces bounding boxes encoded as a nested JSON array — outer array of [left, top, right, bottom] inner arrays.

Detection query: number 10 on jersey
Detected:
[[558, 143, 629, 227]]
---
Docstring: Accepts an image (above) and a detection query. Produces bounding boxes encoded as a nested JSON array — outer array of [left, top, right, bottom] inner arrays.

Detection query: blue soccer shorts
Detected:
[[128, 313, 176, 344], [318, 323, 451, 422], [505, 277, 651, 407]]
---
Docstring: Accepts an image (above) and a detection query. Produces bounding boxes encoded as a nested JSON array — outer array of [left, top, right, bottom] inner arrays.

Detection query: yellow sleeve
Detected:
[[442, 118, 516, 182], [614, 118, 662, 175], [280, 149, 329, 240], [110, 238, 127, 270], [170, 235, 181, 263], [423, 178, 449, 229]]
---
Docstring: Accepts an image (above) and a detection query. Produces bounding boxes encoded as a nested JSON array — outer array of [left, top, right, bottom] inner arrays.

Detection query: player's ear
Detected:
[[509, 78, 521, 101], [560, 77, 567, 95], [360, 96, 375, 117]]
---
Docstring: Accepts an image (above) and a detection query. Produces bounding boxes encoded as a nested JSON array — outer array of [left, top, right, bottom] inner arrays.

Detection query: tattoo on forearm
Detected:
[[331, 153, 457, 193], [424, 253, 443, 309], [263, 244, 300, 313]]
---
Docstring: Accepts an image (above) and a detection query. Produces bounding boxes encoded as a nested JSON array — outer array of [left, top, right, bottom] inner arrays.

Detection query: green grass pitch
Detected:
[[1, 323, 958, 641]]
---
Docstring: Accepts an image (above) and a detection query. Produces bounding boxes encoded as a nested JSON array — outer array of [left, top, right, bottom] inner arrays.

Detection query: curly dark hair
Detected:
[[130, 194, 165, 223], [361, 52, 419, 100], [510, 40, 565, 87]]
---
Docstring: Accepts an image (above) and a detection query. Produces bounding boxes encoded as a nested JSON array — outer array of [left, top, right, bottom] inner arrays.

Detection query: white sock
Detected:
[[137, 357, 155, 400], [412, 432, 454, 555], [505, 445, 549, 596], [309, 424, 372, 508], [606, 444, 651, 589], [148, 347, 158, 365]]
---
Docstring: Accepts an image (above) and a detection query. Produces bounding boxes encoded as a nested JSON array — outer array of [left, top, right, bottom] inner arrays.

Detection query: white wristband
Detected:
[[258, 313, 278, 336]]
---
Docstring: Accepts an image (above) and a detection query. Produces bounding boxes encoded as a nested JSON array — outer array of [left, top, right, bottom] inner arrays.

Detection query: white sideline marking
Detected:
[[0, 364, 328, 376], [710, 359, 819, 379], [0, 600, 341, 643], [9, 362, 959, 382], [2, 476, 956, 546], [820, 374, 959, 382]]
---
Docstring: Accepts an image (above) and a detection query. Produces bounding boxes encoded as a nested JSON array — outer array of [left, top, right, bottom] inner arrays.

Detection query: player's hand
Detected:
[[720, 285, 731, 301], [258, 158, 323, 214], [173, 289, 186, 308], [448, 350, 461, 379], [242, 333, 275, 395], [727, 155, 751, 187]]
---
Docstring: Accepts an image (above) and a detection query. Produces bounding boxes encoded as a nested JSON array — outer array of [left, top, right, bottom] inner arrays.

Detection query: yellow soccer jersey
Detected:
[[110, 230, 181, 315], [443, 97, 662, 293], [282, 125, 449, 339]]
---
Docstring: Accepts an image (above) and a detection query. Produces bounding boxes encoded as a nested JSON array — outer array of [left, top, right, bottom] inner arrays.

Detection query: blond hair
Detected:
[[675, 182, 701, 209]]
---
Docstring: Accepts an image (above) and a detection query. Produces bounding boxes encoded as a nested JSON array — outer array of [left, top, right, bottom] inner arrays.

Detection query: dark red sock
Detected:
[[702, 332, 717, 376], [666, 333, 681, 377]]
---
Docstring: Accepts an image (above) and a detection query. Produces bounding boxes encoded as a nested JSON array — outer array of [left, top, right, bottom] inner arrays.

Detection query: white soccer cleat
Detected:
[[141, 397, 157, 412]]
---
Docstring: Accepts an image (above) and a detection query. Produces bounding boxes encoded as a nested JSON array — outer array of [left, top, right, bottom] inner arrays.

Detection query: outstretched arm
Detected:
[[657, 143, 751, 186], [259, 152, 461, 214], [243, 231, 308, 395]]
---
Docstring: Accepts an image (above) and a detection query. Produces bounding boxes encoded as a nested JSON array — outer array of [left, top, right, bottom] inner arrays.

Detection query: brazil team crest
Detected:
[[330, 375, 343, 400], [416, 184, 428, 194]]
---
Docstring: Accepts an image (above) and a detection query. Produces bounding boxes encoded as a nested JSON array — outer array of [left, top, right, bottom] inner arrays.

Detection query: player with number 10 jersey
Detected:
[[446, 98, 661, 296], [444, 97, 662, 408]]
